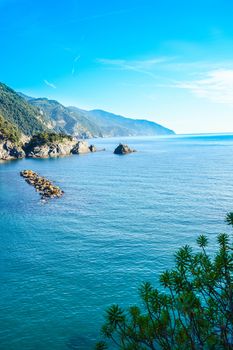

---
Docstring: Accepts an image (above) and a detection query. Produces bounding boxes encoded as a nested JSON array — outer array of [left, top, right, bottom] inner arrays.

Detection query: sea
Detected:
[[1, 134, 233, 350]]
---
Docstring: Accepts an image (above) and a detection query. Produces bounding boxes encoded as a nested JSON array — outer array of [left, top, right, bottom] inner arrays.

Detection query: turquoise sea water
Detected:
[[1, 134, 233, 350]]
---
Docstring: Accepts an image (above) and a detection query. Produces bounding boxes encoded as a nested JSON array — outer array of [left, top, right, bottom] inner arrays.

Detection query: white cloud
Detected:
[[44, 79, 56, 89], [173, 69, 233, 104], [97, 56, 233, 105]]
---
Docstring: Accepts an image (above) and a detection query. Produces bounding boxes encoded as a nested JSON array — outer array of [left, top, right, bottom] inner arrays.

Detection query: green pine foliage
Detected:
[[25, 131, 73, 148], [96, 215, 233, 350]]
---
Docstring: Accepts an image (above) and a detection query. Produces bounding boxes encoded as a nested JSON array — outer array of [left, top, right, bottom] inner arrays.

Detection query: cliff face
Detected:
[[23, 133, 93, 158], [0, 130, 96, 161], [25, 140, 77, 158], [0, 139, 25, 160], [25, 140, 95, 158]]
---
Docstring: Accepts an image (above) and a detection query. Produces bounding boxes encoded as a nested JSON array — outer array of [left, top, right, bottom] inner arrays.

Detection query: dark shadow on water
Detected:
[[66, 334, 94, 350]]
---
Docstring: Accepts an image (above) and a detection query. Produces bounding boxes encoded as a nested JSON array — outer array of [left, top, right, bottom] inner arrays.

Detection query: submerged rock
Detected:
[[20, 170, 64, 199], [114, 143, 136, 155]]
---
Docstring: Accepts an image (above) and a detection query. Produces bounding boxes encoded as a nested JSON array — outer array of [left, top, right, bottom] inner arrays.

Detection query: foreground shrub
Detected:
[[96, 214, 233, 350]]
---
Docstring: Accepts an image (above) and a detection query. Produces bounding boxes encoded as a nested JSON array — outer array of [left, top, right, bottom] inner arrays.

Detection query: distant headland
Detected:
[[0, 82, 174, 161]]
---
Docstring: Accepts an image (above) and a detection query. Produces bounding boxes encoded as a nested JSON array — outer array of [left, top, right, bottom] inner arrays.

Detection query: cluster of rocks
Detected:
[[20, 170, 64, 199], [114, 143, 136, 155]]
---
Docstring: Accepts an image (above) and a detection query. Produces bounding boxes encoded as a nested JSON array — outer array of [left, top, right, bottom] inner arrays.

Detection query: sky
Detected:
[[1, 0, 233, 134]]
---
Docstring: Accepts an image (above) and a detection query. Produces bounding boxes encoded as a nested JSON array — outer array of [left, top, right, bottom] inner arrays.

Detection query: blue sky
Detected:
[[1, 0, 233, 133]]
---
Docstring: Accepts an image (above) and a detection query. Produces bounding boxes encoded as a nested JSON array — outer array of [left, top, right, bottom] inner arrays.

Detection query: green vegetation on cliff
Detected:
[[0, 83, 47, 136], [0, 114, 21, 143], [25, 132, 73, 148]]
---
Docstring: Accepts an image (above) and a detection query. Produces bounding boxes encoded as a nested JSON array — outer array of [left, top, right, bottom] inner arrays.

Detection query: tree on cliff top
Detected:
[[96, 214, 233, 350]]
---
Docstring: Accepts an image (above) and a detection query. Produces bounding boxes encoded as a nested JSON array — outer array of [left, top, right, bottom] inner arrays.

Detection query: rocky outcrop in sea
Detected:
[[114, 143, 136, 155], [0, 135, 98, 161]]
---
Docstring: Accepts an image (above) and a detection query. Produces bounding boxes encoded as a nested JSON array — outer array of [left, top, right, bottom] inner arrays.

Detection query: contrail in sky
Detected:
[[44, 79, 56, 89]]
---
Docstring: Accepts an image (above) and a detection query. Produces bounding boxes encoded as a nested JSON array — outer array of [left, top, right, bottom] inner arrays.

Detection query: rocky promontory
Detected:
[[0, 132, 98, 161], [20, 170, 64, 199], [24, 133, 99, 158], [25, 138, 97, 158], [114, 143, 136, 155], [24, 134, 77, 158]]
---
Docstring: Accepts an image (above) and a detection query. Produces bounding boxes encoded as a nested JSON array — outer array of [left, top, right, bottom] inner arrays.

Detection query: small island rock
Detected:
[[114, 143, 136, 155]]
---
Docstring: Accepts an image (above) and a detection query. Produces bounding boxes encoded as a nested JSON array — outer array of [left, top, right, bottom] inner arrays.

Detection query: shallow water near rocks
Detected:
[[1, 134, 233, 349]]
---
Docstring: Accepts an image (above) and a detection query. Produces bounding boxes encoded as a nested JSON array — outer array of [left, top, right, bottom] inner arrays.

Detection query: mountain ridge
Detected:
[[84, 108, 174, 137], [0, 82, 175, 139], [27, 97, 175, 138]]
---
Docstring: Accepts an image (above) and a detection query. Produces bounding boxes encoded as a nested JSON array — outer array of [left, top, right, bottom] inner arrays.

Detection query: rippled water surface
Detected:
[[1, 134, 233, 349]]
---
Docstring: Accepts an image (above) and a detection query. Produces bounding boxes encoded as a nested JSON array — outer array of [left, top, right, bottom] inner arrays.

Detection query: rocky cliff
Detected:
[[0, 140, 25, 160], [24, 133, 95, 159]]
